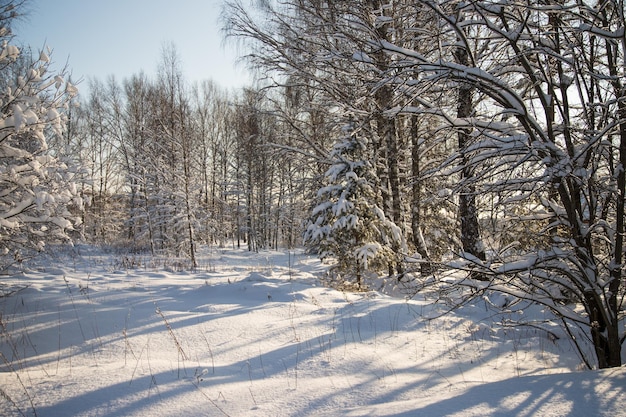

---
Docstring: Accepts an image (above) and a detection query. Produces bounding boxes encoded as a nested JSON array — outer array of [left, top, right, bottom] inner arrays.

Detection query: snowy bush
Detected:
[[0, 9, 81, 270]]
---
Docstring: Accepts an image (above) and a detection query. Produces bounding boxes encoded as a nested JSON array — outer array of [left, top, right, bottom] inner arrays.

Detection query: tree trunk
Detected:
[[454, 44, 486, 268], [410, 113, 432, 275], [371, 0, 405, 278]]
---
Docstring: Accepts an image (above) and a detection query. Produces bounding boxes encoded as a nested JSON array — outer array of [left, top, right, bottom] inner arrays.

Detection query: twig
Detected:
[[63, 276, 86, 341], [154, 301, 189, 378], [123, 309, 137, 366], [154, 304, 189, 360], [198, 328, 215, 374], [0, 352, 37, 417], [190, 380, 232, 417], [0, 386, 27, 417]]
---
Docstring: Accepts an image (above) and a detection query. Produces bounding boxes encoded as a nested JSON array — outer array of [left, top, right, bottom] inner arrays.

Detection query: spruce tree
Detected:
[[304, 124, 401, 289]]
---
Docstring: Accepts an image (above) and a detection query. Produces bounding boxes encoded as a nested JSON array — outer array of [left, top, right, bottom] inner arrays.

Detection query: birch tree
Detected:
[[78, 78, 125, 243], [191, 80, 233, 246], [120, 72, 154, 251]]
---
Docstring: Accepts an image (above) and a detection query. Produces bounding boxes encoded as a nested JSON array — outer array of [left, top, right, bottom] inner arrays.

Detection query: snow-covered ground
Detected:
[[0, 245, 624, 417]]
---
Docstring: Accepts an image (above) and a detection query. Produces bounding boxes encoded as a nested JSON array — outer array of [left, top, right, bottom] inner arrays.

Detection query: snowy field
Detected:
[[0, 245, 624, 417]]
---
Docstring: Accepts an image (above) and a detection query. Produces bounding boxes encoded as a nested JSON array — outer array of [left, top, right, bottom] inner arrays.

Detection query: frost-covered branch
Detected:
[[0, 6, 81, 269]]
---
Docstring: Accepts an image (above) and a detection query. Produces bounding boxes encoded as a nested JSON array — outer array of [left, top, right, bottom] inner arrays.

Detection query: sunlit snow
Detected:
[[0, 245, 623, 417]]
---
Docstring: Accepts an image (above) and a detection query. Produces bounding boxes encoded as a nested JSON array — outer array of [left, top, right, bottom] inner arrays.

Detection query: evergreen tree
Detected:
[[304, 124, 401, 289]]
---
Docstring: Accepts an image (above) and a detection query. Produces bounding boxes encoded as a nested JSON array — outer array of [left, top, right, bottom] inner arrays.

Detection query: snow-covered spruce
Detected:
[[304, 123, 401, 289]]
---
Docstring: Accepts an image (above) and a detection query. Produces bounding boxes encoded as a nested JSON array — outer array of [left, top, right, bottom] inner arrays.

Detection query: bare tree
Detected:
[[191, 80, 233, 246], [77, 78, 126, 243], [224, 0, 408, 272], [375, 0, 626, 368]]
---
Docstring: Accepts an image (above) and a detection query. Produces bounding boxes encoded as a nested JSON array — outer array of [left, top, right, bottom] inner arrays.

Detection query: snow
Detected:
[[39, 51, 50, 63], [0, 245, 624, 417], [352, 51, 373, 64], [0, 44, 20, 60], [577, 24, 625, 39]]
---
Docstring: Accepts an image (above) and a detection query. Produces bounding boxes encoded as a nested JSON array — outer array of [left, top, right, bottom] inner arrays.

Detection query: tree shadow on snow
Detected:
[[321, 368, 626, 416]]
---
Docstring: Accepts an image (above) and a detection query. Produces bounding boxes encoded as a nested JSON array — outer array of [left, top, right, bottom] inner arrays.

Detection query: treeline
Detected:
[[68, 46, 316, 265], [71, 44, 458, 273]]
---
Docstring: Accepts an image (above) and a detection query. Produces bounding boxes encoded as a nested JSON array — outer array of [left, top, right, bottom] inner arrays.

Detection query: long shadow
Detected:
[[33, 370, 235, 417], [320, 368, 626, 416], [0, 247, 614, 416], [0, 267, 310, 367], [1, 264, 579, 379]]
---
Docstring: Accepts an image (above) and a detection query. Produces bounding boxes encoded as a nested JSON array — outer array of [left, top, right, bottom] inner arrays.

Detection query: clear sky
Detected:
[[15, 0, 250, 92]]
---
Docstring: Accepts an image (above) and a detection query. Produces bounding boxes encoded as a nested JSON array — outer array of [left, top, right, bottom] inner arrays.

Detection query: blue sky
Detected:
[[16, 0, 250, 91]]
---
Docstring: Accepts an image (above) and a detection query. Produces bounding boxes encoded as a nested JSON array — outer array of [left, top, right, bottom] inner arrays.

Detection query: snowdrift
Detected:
[[0, 245, 623, 416]]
